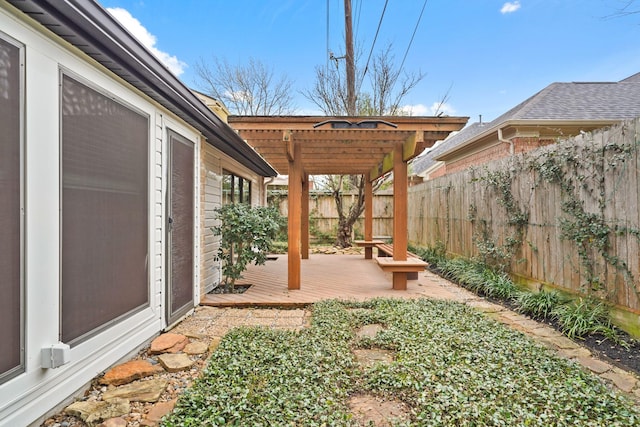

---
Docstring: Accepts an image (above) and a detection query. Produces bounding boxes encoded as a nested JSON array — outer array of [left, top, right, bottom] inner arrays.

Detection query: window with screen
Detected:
[[0, 34, 23, 382], [222, 170, 251, 205], [61, 74, 149, 345]]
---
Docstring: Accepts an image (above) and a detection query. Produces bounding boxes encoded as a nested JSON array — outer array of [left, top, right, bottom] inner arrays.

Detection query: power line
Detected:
[[326, 0, 330, 71], [359, 0, 389, 90], [399, 0, 428, 72], [353, 0, 362, 43]]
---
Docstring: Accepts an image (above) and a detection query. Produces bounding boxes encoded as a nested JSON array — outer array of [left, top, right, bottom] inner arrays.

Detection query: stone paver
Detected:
[[600, 368, 638, 393], [183, 341, 208, 355], [101, 360, 164, 386], [102, 379, 168, 403], [577, 356, 613, 374], [149, 333, 188, 354], [65, 398, 130, 426], [157, 354, 194, 372], [357, 324, 385, 339]]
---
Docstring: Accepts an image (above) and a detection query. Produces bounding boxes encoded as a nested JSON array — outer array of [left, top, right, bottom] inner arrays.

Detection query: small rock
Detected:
[[97, 417, 127, 427], [142, 399, 178, 426], [157, 354, 194, 372], [150, 333, 189, 354], [209, 337, 223, 353], [102, 379, 168, 403], [101, 360, 164, 386], [146, 358, 158, 365], [184, 341, 208, 355]]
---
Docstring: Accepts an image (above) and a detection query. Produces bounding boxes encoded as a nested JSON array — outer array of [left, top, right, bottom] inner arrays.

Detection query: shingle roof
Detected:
[[411, 122, 488, 175], [492, 79, 640, 122], [412, 73, 640, 175]]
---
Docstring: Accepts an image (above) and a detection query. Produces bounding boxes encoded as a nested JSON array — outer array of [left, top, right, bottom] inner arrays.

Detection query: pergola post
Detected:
[[301, 173, 310, 259], [287, 141, 302, 290], [392, 142, 408, 290], [364, 178, 373, 259]]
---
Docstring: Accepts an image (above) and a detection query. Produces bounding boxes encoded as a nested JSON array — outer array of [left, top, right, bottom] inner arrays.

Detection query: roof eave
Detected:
[[6, 0, 277, 177], [434, 119, 621, 162]]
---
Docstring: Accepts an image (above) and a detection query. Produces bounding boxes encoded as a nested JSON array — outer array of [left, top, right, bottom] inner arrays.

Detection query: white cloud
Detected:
[[500, 1, 521, 14], [400, 102, 457, 116], [106, 7, 187, 76]]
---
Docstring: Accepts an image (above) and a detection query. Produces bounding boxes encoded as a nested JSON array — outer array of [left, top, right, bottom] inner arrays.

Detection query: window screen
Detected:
[[61, 74, 149, 344], [0, 35, 22, 381]]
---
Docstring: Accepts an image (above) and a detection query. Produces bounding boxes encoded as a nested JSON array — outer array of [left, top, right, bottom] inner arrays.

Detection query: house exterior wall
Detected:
[[444, 137, 554, 175], [0, 5, 214, 425], [199, 141, 265, 295]]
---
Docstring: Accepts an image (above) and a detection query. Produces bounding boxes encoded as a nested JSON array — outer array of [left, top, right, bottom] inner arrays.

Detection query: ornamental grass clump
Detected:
[[552, 297, 614, 339], [516, 289, 567, 319]]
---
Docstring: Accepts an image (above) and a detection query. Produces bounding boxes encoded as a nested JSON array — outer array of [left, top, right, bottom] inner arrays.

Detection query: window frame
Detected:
[[222, 169, 252, 205], [58, 69, 151, 346], [0, 30, 25, 384]]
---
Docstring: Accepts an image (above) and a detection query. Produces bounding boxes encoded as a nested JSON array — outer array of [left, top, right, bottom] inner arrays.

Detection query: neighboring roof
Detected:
[[433, 73, 640, 163], [491, 80, 640, 122], [6, 0, 276, 177], [228, 115, 468, 178], [411, 122, 488, 176]]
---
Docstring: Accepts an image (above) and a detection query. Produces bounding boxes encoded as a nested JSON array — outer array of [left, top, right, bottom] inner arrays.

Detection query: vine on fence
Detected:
[[527, 130, 640, 300], [472, 166, 529, 272]]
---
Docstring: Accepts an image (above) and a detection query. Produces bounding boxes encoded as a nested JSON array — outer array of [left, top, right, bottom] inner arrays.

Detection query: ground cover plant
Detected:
[[162, 299, 639, 426]]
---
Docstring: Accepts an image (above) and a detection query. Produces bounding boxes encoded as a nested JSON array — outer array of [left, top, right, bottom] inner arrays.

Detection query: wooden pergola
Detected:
[[228, 116, 468, 291]]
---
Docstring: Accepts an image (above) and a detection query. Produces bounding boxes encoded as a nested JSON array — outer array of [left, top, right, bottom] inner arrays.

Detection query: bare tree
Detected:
[[303, 43, 425, 247], [194, 56, 296, 115]]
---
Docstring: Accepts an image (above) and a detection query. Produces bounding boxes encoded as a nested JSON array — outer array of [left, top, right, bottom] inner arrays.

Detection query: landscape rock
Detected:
[[65, 398, 130, 426], [157, 353, 194, 372], [97, 417, 127, 427], [149, 333, 189, 354], [101, 360, 164, 386], [102, 379, 168, 403], [141, 399, 178, 426], [183, 341, 208, 355], [209, 337, 223, 353]]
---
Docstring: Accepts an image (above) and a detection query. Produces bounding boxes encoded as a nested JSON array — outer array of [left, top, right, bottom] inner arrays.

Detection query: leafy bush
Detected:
[[516, 290, 567, 319], [213, 204, 283, 291]]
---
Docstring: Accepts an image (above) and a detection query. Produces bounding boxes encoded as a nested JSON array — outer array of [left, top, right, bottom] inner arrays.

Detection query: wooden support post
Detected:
[[302, 173, 310, 259], [364, 178, 373, 259], [392, 142, 408, 290], [288, 141, 302, 290]]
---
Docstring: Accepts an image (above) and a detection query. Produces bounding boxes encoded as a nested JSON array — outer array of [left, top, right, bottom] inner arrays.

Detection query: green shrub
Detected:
[[516, 290, 566, 319], [213, 204, 283, 292], [552, 297, 613, 339]]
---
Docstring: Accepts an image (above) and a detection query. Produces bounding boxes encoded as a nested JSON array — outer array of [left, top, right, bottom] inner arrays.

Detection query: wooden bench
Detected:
[[374, 243, 426, 280], [354, 239, 384, 259]]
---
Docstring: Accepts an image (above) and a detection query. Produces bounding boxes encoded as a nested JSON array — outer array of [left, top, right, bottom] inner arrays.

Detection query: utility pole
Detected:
[[344, 0, 356, 115]]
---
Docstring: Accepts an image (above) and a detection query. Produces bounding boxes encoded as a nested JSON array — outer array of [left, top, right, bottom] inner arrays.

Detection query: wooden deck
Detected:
[[200, 253, 464, 307]]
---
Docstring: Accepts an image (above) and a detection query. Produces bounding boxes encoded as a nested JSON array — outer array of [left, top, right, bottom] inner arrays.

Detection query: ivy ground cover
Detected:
[[162, 299, 639, 426]]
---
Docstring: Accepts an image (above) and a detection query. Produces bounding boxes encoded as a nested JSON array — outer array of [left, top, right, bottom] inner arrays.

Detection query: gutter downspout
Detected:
[[263, 176, 276, 206], [498, 127, 515, 155]]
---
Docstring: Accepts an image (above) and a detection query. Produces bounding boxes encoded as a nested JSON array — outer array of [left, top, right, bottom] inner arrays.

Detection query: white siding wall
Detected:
[[0, 6, 196, 426], [199, 144, 266, 295]]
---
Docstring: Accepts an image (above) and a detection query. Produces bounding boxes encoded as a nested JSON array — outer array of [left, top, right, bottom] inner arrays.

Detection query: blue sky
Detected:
[[98, 0, 640, 122]]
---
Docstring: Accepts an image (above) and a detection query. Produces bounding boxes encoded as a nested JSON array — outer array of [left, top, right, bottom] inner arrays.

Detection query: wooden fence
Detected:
[[269, 192, 394, 239], [408, 118, 640, 320]]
